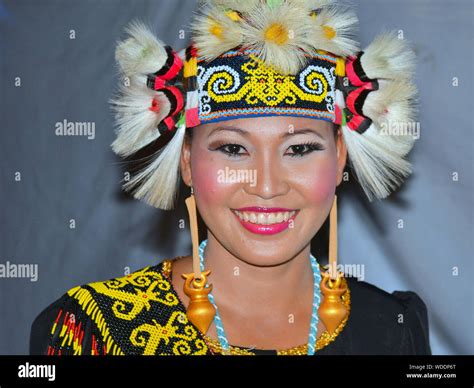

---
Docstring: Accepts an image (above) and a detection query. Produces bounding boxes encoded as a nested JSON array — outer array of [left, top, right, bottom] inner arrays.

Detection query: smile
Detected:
[[231, 207, 299, 235]]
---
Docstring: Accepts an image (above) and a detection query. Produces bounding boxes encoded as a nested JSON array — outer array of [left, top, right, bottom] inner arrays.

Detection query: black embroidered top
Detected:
[[29, 258, 431, 355]]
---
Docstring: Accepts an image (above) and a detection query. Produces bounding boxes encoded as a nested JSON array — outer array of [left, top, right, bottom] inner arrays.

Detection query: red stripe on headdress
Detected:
[[347, 114, 365, 132], [345, 84, 374, 117], [160, 50, 183, 81], [154, 77, 166, 90], [346, 56, 365, 87], [186, 107, 200, 128], [163, 116, 176, 131], [334, 105, 342, 125], [165, 86, 184, 115]]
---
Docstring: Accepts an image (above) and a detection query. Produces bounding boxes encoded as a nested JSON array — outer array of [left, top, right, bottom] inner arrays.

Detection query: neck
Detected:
[[202, 232, 315, 317]]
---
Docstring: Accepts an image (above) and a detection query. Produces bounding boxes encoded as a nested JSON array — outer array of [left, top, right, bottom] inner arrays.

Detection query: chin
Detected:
[[230, 243, 301, 267]]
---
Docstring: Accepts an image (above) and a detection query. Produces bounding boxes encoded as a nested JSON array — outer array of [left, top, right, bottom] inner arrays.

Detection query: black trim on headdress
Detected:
[[153, 45, 175, 77]]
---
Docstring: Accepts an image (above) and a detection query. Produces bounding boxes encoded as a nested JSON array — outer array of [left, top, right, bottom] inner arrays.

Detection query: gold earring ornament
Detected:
[[318, 195, 348, 335], [182, 187, 216, 334]]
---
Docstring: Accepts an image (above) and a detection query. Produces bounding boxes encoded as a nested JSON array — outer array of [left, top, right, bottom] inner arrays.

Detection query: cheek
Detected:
[[190, 145, 230, 208], [296, 156, 338, 205]]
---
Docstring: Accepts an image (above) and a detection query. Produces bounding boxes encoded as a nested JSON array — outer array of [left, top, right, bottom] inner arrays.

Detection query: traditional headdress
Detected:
[[109, 0, 418, 344]]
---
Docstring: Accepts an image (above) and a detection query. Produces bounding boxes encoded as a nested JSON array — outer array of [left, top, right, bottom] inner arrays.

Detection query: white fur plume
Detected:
[[240, 1, 314, 74], [115, 20, 168, 76], [342, 123, 414, 200], [111, 21, 187, 210], [308, 4, 359, 57], [191, 3, 244, 62], [110, 80, 171, 157], [362, 79, 418, 156], [361, 32, 416, 80], [122, 120, 186, 210], [342, 75, 419, 199]]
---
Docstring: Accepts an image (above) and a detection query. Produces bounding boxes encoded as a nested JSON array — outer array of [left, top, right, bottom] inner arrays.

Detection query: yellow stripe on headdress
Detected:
[[184, 56, 197, 78], [335, 57, 345, 77], [225, 10, 241, 22]]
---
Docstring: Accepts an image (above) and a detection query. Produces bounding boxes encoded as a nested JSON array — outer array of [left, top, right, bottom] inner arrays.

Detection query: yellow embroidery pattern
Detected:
[[67, 286, 124, 355], [130, 311, 208, 355], [88, 266, 179, 321], [64, 263, 208, 355], [206, 54, 331, 106]]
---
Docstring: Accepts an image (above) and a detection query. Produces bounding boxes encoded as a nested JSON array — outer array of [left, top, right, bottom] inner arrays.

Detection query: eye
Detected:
[[286, 142, 324, 157], [215, 143, 247, 157]]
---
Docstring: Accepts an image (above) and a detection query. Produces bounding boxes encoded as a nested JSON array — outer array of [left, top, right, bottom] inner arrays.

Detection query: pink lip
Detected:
[[232, 209, 299, 235], [234, 206, 296, 213]]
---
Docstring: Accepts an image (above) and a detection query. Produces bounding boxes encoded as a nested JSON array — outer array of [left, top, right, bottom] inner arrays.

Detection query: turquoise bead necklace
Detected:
[[198, 239, 321, 355]]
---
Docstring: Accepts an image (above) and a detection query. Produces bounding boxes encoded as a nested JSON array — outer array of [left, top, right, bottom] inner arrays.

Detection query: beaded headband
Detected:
[[195, 48, 340, 125], [110, 0, 418, 210]]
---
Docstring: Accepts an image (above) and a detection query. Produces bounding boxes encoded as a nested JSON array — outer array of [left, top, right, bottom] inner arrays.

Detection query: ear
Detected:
[[335, 127, 348, 186], [180, 135, 193, 188]]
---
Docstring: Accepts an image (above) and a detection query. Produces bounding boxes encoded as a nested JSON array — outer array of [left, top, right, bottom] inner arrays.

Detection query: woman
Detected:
[[30, 0, 431, 355]]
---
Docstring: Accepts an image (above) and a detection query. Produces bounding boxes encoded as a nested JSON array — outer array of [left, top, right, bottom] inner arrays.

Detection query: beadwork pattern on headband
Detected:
[[197, 49, 337, 124]]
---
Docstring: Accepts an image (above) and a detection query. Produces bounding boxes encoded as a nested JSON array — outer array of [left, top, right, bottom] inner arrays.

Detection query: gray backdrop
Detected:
[[0, 0, 472, 355]]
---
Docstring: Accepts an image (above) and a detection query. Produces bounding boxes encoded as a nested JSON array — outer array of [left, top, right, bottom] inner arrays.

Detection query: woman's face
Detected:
[[180, 116, 347, 266]]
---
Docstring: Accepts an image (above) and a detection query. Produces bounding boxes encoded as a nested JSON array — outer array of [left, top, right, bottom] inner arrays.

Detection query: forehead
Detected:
[[199, 116, 334, 136]]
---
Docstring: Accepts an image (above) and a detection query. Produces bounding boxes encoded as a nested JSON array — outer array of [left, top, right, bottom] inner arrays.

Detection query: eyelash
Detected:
[[214, 141, 324, 158]]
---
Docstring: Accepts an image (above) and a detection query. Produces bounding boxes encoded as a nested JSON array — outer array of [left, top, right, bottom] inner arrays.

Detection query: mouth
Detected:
[[231, 207, 299, 235]]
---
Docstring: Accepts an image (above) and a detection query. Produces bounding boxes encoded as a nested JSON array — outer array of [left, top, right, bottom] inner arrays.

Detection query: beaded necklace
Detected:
[[198, 239, 321, 355]]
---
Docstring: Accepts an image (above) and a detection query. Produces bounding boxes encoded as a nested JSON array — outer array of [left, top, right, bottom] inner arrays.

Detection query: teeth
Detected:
[[234, 210, 296, 225]]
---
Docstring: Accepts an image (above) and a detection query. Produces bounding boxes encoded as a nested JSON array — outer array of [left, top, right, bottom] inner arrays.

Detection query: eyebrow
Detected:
[[208, 126, 326, 141], [281, 128, 326, 141], [208, 126, 249, 138]]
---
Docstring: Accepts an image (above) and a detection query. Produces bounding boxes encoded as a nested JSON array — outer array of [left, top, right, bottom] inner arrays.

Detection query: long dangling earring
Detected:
[[318, 194, 348, 335], [181, 186, 216, 334]]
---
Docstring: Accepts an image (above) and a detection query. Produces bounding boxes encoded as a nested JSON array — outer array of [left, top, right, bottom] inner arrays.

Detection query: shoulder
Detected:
[[30, 259, 176, 355], [342, 277, 431, 355]]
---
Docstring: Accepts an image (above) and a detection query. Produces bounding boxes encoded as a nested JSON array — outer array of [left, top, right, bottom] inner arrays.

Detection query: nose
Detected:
[[243, 150, 290, 199]]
